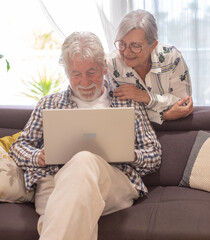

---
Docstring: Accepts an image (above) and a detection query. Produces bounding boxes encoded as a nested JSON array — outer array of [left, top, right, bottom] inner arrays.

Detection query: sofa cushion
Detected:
[[98, 186, 210, 240], [0, 146, 34, 203], [143, 131, 198, 187], [0, 131, 21, 152], [179, 130, 210, 192]]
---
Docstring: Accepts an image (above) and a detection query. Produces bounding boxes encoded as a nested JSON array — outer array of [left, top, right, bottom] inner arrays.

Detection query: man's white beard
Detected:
[[74, 83, 102, 102]]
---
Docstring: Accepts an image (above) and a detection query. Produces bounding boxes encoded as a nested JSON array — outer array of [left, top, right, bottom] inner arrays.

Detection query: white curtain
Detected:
[[40, 0, 210, 106]]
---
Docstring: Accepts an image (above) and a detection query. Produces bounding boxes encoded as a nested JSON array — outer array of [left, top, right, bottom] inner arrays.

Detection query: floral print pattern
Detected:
[[0, 146, 34, 203]]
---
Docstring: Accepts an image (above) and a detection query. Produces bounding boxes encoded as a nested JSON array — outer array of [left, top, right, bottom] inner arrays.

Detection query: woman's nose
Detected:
[[124, 44, 132, 55]]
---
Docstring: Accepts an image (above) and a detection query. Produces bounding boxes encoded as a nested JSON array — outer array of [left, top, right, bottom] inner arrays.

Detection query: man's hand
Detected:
[[163, 96, 193, 121], [38, 148, 46, 167], [114, 84, 150, 104]]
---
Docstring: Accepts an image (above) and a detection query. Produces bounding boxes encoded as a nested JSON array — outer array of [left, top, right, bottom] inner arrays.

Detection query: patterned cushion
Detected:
[[179, 131, 210, 192], [0, 131, 21, 152], [0, 134, 35, 203]]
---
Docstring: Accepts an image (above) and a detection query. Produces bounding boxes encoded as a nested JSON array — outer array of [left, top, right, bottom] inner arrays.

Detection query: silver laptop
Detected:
[[42, 107, 135, 165]]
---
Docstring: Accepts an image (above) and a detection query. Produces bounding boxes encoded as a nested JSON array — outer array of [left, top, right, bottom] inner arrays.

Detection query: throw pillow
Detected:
[[0, 145, 34, 203], [179, 130, 210, 192], [0, 131, 21, 152]]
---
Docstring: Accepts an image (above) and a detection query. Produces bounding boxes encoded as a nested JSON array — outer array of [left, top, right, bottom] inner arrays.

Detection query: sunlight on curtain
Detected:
[[96, 0, 210, 106], [0, 0, 66, 105], [40, 0, 109, 52]]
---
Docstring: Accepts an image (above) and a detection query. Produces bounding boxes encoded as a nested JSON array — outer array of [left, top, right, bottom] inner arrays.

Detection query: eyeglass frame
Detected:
[[114, 40, 143, 54]]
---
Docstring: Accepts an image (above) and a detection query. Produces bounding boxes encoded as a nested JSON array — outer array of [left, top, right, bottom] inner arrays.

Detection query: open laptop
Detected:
[[42, 107, 135, 165]]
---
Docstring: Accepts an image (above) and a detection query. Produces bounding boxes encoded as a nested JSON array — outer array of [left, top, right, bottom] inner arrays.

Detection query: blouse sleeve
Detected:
[[146, 48, 192, 115]]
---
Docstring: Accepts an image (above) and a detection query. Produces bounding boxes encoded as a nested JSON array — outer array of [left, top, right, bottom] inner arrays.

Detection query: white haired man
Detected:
[[9, 31, 161, 240]]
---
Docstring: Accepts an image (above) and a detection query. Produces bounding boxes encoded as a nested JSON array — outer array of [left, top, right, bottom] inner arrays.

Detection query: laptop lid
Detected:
[[42, 107, 135, 165]]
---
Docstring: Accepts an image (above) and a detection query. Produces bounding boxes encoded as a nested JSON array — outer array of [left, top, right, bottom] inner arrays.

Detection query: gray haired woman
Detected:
[[106, 9, 193, 124]]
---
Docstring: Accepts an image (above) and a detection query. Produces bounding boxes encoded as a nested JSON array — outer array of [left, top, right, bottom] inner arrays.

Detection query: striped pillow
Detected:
[[179, 131, 210, 192]]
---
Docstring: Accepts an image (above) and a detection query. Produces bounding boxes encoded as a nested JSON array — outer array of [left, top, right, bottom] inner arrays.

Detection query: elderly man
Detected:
[[9, 31, 161, 240]]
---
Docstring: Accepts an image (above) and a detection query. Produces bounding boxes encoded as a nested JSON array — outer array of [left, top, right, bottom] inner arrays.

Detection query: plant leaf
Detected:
[[20, 69, 65, 100], [6, 60, 10, 71]]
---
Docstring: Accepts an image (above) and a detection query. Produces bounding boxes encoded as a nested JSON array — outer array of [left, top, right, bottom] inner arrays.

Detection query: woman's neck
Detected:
[[134, 60, 151, 82]]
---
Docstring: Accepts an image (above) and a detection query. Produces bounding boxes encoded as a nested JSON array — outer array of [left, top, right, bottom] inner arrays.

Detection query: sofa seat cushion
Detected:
[[0, 203, 39, 240], [98, 186, 210, 240]]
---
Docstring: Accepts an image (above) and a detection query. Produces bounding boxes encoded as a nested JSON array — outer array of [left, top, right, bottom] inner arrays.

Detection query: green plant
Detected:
[[32, 30, 62, 50], [0, 54, 10, 71], [20, 70, 65, 101]]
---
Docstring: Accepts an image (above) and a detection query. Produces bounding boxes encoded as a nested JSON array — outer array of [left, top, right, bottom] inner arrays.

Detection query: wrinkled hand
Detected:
[[163, 96, 193, 121], [38, 148, 46, 167], [114, 84, 150, 104]]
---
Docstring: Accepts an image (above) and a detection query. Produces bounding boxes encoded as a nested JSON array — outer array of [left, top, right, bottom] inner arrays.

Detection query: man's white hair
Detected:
[[59, 31, 106, 77]]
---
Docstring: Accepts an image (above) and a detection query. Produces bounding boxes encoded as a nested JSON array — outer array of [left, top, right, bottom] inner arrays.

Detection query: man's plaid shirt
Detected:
[[9, 84, 162, 197]]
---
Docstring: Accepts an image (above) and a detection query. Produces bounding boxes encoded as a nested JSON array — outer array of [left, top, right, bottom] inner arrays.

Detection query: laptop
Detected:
[[42, 107, 135, 165]]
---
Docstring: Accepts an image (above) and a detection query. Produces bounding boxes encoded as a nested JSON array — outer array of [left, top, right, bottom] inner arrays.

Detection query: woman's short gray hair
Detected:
[[115, 9, 158, 45], [59, 31, 106, 75]]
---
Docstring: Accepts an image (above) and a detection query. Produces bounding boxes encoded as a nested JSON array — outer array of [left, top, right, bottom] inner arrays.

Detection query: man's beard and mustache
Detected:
[[73, 83, 103, 102]]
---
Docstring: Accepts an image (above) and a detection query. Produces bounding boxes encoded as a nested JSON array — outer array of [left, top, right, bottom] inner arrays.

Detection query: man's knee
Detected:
[[71, 151, 96, 162], [69, 150, 99, 168], [56, 151, 103, 180]]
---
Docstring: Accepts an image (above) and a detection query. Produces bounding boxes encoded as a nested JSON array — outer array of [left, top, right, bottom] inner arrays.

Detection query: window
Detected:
[[0, 0, 209, 105]]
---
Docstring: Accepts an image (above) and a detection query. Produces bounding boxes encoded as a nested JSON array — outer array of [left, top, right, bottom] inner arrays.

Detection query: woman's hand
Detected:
[[114, 84, 150, 104], [38, 148, 46, 167], [163, 96, 193, 120]]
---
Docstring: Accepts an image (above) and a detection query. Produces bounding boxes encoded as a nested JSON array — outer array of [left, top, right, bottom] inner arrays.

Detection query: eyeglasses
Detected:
[[114, 40, 142, 54]]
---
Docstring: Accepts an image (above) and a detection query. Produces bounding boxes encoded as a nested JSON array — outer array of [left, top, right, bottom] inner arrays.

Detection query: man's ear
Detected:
[[103, 60, 108, 75], [150, 40, 158, 53]]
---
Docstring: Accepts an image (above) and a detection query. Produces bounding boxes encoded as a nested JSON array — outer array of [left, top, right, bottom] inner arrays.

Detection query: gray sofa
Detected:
[[0, 105, 210, 240]]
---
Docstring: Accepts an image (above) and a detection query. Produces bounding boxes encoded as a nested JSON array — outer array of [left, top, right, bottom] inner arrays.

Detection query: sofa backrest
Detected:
[[144, 106, 210, 187], [1, 105, 210, 187], [0, 105, 34, 137]]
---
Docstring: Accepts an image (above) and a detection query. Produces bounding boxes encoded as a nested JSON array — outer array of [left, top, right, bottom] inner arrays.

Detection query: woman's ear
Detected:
[[150, 40, 158, 53], [103, 59, 108, 75]]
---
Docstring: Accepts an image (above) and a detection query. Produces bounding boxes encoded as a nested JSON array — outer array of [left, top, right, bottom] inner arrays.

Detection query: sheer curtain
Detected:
[[39, 0, 210, 106], [95, 0, 210, 106]]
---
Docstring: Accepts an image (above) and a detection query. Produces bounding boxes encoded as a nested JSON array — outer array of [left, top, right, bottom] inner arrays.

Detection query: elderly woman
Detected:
[[106, 9, 193, 124]]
